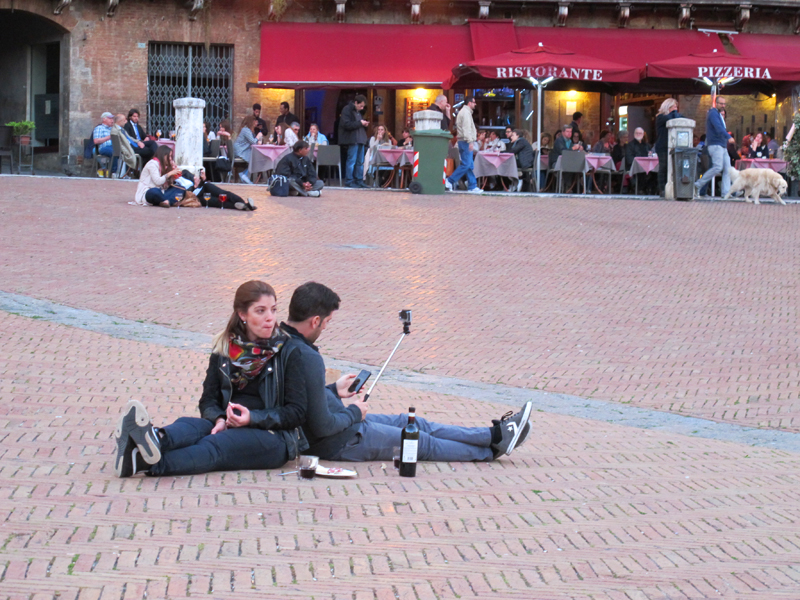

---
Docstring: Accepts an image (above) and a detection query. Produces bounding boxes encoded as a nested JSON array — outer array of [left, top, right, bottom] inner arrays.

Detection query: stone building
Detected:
[[1, 0, 798, 172]]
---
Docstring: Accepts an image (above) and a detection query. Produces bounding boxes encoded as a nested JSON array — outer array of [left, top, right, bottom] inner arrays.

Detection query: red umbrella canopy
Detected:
[[646, 50, 800, 82], [444, 43, 641, 89]]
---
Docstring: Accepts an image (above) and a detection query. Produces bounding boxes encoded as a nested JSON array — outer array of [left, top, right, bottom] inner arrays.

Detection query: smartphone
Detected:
[[348, 370, 371, 394]]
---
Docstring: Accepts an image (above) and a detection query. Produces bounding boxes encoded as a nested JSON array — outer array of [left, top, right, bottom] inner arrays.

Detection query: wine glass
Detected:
[[219, 193, 227, 209], [170, 130, 176, 140]]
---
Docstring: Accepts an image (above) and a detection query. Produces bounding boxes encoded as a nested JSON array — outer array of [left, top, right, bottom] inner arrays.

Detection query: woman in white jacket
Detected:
[[133, 146, 183, 206]]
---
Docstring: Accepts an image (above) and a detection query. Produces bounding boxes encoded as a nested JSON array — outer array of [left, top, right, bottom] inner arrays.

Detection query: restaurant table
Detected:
[[553, 153, 615, 193], [249, 144, 291, 177], [371, 147, 415, 188], [473, 151, 518, 190], [156, 139, 175, 152], [628, 156, 659, 195], [735, 158, 787, 173]]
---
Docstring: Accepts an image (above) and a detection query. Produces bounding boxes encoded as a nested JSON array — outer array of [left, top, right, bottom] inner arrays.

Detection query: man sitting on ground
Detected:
[[281, 282, 533, 463], [275, 140, 323, 197]]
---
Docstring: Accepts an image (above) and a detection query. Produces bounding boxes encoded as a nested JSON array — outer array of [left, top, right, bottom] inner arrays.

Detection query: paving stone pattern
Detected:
[[2, 311, 800, 599], [1, 177, 799, 431]]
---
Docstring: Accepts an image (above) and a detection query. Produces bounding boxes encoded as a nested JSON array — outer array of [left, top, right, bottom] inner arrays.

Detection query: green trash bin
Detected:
[[408, 129, 452, 195]]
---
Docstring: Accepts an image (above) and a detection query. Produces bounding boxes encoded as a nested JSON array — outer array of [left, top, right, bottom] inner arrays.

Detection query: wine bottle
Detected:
[[399, 406, 419, 477]]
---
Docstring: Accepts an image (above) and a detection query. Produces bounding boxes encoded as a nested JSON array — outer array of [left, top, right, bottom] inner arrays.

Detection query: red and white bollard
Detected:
[[413, 152, 420, 177], [443, 158, 447, 185]]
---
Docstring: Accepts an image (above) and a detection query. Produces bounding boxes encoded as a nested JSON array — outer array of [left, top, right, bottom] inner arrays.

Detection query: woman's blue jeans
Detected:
[[148, 417, 289, 476]]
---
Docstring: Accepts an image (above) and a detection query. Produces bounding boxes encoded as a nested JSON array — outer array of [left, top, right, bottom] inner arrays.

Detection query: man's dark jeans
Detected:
[[345, 143, 365, 186], [148, 417, 289, 476]]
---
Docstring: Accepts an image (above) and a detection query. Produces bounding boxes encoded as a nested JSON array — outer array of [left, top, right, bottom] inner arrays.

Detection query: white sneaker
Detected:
[[307, 190, 321, 197], [444, 179, 454, 191], [239, 173, 252, 185], [468, 187, 484, 194], [515, 179, 524, 192]]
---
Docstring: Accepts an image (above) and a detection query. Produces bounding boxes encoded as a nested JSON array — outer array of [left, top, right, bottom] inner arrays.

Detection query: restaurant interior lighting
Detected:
[[412, 88, 427, 100], [618, 105, 628, 116], [567, 90, 578, 98]]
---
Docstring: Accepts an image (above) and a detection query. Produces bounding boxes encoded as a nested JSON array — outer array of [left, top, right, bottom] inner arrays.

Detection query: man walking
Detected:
[[281, 282, 532, 463], [694, 96, 734, 198], [338, 94, 369, 188], [445, 95, 483, 193]]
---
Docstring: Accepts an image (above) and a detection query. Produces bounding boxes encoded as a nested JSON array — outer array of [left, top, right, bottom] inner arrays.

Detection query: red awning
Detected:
[[255, 22, 473, 88], [646, 50, 800, 81], [444, 43, 641, 91], [468, 19, 518, 59], [515, 27, 727, 66], [728, 32, 800, 61]]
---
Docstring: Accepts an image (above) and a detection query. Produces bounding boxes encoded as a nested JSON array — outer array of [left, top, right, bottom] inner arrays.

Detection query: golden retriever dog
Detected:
[[724, 167, 788, 205]]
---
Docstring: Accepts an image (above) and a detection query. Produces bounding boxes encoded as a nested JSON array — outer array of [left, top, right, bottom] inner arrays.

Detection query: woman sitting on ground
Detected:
[[133, 145, 183, 207], [304, 123, 328, 146], [114, 280, 308, 477], [233, 114, 262, 185]]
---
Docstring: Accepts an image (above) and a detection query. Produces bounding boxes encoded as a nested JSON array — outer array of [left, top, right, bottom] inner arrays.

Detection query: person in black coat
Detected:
[[274, 101, 299, 129], [508, 129, 534, 192], [626, 128, 653, 194], [654, 98, 682, 196], [426, 95, 451, 130], [276, 141, 324, 197], [338, 95, 370, 188], [123, 108, 150, 141], [113, 281, 308, 478]]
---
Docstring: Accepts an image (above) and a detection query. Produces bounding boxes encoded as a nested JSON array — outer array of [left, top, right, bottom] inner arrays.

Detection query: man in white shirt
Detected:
[[445, 96, 483, 194]]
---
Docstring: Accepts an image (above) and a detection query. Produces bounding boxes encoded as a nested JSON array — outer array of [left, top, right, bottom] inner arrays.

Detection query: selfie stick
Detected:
[[363, 310, 411, 402]]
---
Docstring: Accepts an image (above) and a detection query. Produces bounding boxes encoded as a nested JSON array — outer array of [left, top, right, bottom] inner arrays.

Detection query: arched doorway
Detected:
[[0, 10, 69, 169]]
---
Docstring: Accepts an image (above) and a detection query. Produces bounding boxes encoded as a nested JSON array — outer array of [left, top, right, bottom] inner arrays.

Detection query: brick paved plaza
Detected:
[[2, 176, 800, 599]]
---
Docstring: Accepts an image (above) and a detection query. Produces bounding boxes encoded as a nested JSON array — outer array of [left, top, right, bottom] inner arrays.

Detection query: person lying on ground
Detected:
[[114, 281, 308, 477], [275, 140, 324, 197], [175, 167, 256, 210], [281, 282, 533, 463]]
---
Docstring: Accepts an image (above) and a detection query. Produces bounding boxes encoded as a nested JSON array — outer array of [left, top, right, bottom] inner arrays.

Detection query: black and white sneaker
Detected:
[[491, 401, 533, 458], [245, 197, 257, 210], [516, 420, 532, 448], [115, 400, 161, 465], [114, 434, 136, 478]]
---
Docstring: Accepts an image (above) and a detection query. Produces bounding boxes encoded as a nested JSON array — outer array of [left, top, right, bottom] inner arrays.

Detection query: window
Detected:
[[147, 42, 233, 135]]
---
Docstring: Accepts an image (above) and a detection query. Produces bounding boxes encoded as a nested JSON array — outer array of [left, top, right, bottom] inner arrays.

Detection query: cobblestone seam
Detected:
[[2, 289, 798, 453]]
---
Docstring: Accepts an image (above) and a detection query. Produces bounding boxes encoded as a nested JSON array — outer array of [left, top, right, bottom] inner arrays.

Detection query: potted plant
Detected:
[[6, 121, 35, 145]]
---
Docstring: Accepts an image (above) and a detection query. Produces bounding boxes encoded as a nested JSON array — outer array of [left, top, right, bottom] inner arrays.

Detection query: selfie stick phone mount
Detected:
[[363, 309, 411, 402]]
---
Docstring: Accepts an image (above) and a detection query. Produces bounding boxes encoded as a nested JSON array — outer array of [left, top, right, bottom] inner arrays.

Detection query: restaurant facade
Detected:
[[2, 0, 800, 172]]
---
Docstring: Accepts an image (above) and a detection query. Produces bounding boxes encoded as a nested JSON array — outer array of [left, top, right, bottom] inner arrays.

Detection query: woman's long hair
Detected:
[[212, 281, 277, 356], [239, 114, 256, 135], [154, 145, 172, 176], [658, 98, 678, 116]]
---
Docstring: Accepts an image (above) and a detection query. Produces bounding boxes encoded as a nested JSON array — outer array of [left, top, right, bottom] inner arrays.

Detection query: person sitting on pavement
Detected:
[[123, 108, 152, 142], [304, 123, 328, 146], [252, 103, 269, 137], [174, 167, 256, 211], [484, 130, 507, 153], [280, 282, 533, 463], [283, 121, 301, 148], [135, 145, 184, 207], [508, 129, 534, 192], [626, 128, 653, 194], [114, 281, 307, 477], [275, 140, 323, 198], [275, 101, 299, 129], [233, 114, 263, 185]]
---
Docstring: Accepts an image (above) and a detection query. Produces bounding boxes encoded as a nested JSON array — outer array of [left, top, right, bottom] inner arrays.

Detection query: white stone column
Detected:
[[666, 117, 696, 200], [173, 97, 206, 172]]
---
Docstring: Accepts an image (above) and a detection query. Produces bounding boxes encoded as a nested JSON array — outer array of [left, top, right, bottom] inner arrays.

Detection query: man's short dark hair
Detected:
[[354, 94, 367, 104], [464, 95, 475, 103], [572, 111, 583, 121], [280, 101, 290, 110], [127, 108, 140, 119], [288, 282, 341, 322], [253, 103, 261, 111], [293, 140, 309, 152]]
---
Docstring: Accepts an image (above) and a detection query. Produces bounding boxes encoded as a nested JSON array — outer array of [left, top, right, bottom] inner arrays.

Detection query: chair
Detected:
[[225, 139, 248, 183], [316, 144, 342, 187], [110, 133, 142, 179], [557, 150, 586, 194], [94, 143, 112, 178], [608, 158, 626, 194], [203, 138, 221, 180], [0, 125, 14, 174]]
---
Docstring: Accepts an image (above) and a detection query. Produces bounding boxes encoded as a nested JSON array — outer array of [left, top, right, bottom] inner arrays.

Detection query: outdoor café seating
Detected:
[[555, 150, 587, 194], [316, 144, 342, 187]]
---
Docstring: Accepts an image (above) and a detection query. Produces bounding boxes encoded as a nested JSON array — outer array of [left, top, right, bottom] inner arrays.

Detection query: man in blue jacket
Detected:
[[694, 97, 734, 198], [282, 282, 532, 463]]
